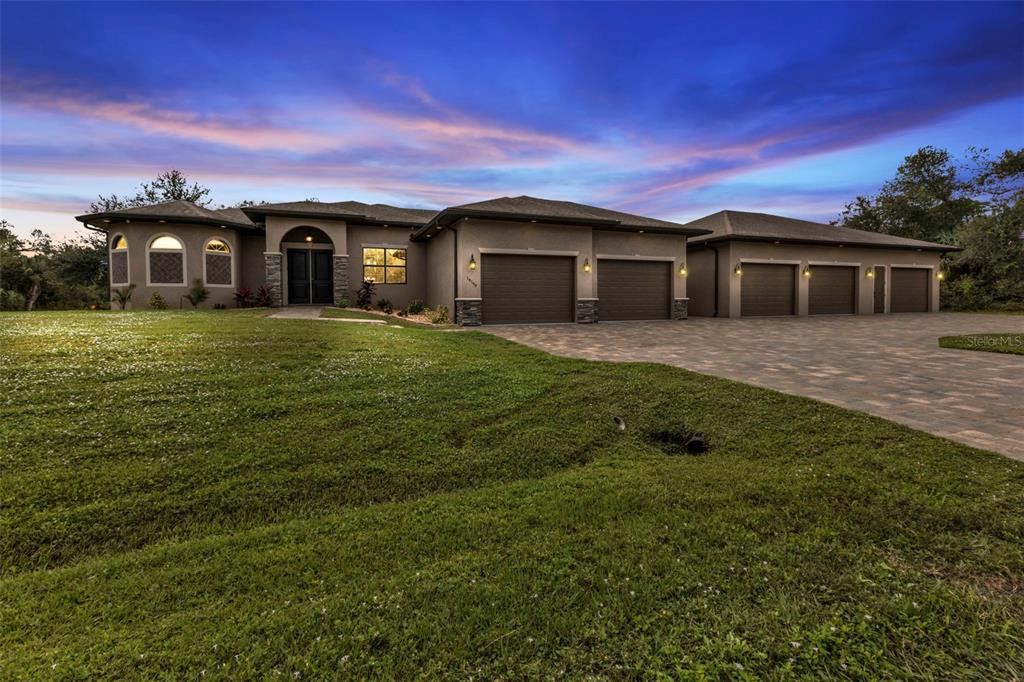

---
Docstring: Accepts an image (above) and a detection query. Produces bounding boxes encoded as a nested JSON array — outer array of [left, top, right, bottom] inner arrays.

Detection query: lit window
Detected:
[[148, 234, 185, 285], [363, 247, 406, 284], [204, 238, 232, 286], [110, 234, 129, 284]]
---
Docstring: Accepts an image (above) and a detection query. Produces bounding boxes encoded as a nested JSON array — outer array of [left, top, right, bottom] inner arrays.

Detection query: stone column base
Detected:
[[672, 298, 689, 320], [332, 255, 349, 305], [576, 298, 598, 323], [264, 253, 283, 307], [455, 298, 482, 326]]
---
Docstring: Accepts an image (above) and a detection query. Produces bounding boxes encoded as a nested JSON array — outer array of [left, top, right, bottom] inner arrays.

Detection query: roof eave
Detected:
[[687, 234, 959, 252], [240, 207, 366, 222], [411, 208, 707, 240], [75, 213, 257, 232]]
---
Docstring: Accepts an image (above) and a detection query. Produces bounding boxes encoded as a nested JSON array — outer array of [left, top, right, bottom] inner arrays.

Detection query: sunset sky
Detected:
[[2, 1, 1022, 239]]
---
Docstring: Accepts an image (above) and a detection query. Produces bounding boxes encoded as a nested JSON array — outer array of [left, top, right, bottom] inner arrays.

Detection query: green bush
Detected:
[[429, 304, 450, 325], [336, 297, 351, 309], [0, 288, 26, 311], [407, 299, 425, 315], [149, 292, 168, 310], [377, 298, 393, 314]]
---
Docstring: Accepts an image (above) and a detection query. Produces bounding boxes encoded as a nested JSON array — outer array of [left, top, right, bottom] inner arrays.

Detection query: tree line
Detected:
[[1, 152, 1021, 311]]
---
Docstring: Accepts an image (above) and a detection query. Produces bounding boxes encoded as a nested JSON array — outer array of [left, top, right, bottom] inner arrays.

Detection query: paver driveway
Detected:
[[485, 313, 1024, 461]]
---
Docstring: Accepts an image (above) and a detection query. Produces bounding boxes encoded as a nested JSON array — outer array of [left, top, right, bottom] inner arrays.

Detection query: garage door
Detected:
[[598, 259, 671, 320], [808, 266, 856, 315], [890, 268, 929, 312], [740, 263, 796, 317], [481, 254, 574, 324]]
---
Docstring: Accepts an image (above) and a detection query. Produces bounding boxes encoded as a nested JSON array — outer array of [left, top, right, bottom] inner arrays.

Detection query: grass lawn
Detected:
[[939, 333, 1024, 355], [2, 311, 1022, 679]]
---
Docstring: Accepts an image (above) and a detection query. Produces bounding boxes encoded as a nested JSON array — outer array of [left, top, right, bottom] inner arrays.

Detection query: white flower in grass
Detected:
[[733, 663, 744, 670], [790, 641, 801, 648]]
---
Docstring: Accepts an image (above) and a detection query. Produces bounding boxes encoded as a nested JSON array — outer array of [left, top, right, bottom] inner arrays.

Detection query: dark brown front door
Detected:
[[873, 266, 886, 313], [480, 254, 575, 324], [890, 267, 929, 312], [287, 249, 333, 305], [598, 259, 671, 320], [808, 266, 856, 315], [740, 263, 796, 316]]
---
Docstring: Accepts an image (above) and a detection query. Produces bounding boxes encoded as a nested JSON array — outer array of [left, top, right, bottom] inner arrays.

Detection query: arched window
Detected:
[[204, 238, 233, 286], [147, 234, 186, 285], [110, 234, 129, 285]]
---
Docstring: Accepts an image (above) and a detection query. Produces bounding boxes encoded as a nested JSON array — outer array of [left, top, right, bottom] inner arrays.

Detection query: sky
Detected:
[[1, 1, 1022, 240]]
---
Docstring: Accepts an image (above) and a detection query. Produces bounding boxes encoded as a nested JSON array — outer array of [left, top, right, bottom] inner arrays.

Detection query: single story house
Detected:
[[76, 198, 956, 324], [684, 211, 957, 317]]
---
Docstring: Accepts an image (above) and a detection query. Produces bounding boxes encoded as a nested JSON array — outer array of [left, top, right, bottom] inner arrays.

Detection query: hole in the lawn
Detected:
[[613, 416, 627, 431], [647, 429, 710, 455]]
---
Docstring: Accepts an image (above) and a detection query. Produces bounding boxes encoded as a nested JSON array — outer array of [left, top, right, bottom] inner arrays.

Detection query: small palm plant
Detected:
[[184, 279, 209, 309], [112, 284, 136, 310]]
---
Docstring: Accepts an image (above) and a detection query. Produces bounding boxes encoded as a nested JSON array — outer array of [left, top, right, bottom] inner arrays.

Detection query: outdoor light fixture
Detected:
[[866, 267, 875, 279], [802, 266, 812, 278], [583, 258, 591, 273], [936, 271, 945, 281], [679, 264, 688, 277], [734, 262, 743, 277], [305, 235, 313, 243], [468, 254, 477, 270]]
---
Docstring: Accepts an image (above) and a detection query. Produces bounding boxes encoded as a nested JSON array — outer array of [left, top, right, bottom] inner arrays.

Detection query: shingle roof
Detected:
[[76, 200, 256, 229], [412, 195, 710, 239], [327, 201, 436, 225], [240, 201, 366, 219], [686, 210, 957, 251]]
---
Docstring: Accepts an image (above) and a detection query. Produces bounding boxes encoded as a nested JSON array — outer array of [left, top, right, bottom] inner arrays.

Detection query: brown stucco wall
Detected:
[[692, 240, 942, 317], [238, 234, 267, 291], [107, 222, 243, 309], [424, 226, 455, 311], [344, 225, 426, 308]]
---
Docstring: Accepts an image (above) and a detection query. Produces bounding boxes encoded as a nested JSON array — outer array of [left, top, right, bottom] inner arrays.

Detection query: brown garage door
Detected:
[[598, 259, 671, 320], [740, 263, 796, 317], [481, 254, 575, 324], [890, 267, 929, 312], [808, 265, 856, 315]]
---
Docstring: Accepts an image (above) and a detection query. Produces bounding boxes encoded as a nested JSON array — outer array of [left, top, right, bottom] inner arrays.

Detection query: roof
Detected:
[[241, 200, 435, 226], [685, 210, 957, 252], [76, 200, 257, 230], [412, 195, 711, 240]]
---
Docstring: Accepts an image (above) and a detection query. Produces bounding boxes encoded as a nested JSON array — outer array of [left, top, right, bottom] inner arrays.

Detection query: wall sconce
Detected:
[[936, 270, 945, 281], [582, 258, 591, 273], [304, 235, 313, 243], [734, 262, 743, 277], [866, 267, 875, 279], [678, 263, 688, 277], [468, 254, 477, 270], [802, 266, 812, 278]]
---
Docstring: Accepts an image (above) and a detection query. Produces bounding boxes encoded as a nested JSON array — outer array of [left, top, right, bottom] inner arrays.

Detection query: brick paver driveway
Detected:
[[485, 313, 1024, 461]]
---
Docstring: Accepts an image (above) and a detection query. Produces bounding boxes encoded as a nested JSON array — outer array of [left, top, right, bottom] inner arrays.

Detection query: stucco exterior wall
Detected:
[[695, 240, 942, 317], [344, 226, 426, 308], [424, 227, 455, 311], [107, 222, 242, 309], [592, 230, 688, 300], [238, 234, 267, 291]]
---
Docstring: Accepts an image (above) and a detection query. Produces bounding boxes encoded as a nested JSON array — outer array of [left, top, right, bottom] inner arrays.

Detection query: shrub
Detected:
[[254, 285, 274, 307], [406, 299, 425, 315], [336, 297, 351, 309], [1, 288, 26, 311], [397, 309, 408, 317], [377, 298, 393, 314], [148, 292, 167, 310], [112, 284, 136, 310], [356, 280, 375, 309], [184, 279, 209, 309], [234, 287, 254, 308], [429, 304, 450, 325]]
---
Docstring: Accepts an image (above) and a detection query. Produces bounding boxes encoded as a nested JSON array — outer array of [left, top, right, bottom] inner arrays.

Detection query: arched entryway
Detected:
[[281, 226, 334, 305]]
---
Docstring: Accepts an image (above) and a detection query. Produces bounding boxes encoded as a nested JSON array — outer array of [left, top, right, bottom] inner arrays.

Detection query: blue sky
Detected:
[[2, 1, 1022, 239]]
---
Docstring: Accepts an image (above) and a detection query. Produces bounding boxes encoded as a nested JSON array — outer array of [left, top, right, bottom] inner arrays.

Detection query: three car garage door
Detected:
[[740, 264, 796, 317], [480, 254, 575, 324], [890, 267, 929, 312], [598, 259, 671, 320], [808, 266, 856, 315]]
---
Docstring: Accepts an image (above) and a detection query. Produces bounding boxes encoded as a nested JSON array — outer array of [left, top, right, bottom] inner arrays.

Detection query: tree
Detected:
[[0, 221, 108, 310], [90, 170, 212, 212]]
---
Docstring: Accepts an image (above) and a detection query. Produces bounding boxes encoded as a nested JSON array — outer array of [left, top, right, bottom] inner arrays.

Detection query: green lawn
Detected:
[[2, 311, 1022, 679], [939, 333, 1024, 355]]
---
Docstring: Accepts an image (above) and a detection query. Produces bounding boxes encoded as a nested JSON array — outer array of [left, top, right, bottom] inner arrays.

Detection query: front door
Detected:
[[287, 249, 334, 305]]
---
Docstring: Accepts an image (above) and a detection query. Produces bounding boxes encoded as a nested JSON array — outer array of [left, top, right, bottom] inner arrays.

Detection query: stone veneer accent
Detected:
[[455, 298, 482, 326], [576, 298, 598, 323], [264, 253, 283, 307], [672, 298, 689, 320], [332, 255, 349, 305]]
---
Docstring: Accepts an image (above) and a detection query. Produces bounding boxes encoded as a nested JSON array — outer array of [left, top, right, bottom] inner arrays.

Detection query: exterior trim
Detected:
[[263, 251, 283, 255], [478, 247, 581, 257], [738, 257, 802, 265], [807, 260, 862, 267], [888, 263, 935, 269], [690, 235, 958, 253], [455, 297, 483, 301], [595, 254, 675, 261], [145, 232, 187, 286], [202, 236, 235, 288]]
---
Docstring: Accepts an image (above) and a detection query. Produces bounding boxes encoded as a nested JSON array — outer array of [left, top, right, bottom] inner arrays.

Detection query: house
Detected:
[[684, 211, 957, 317], [76, 198, 956, 324]]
